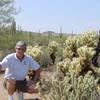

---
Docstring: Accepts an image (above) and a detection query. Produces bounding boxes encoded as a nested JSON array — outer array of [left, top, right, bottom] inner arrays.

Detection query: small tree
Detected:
[[0, 0, 16, 26]]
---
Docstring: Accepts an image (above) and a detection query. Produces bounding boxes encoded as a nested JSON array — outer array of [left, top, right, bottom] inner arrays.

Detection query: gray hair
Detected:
[[15, 41, 27, 51]]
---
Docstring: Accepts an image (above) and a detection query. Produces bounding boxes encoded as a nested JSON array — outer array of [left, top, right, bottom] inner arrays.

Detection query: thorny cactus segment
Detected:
[[82, 31, 97, 47], [26, 45, 43, 62], [48, 41, 59, 54]]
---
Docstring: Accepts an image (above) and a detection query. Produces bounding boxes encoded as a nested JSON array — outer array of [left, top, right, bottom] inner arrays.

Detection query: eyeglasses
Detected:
[[16, 48, 25, 51]]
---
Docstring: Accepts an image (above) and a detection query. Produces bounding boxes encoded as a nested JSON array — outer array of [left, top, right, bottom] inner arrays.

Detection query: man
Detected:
[[0, 41, 41, 100]]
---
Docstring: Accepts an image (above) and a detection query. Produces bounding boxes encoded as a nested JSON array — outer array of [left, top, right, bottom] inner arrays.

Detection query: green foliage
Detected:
[[0, 0, 16, 25], [34, 34, 50, 46]]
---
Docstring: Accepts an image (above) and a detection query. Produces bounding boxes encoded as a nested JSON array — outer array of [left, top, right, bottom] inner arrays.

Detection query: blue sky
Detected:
[[15, 0, 100, 34]]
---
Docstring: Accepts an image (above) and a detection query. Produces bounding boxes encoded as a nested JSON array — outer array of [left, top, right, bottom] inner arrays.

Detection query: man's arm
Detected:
[[27, 67, 41, 90], [0, 64, 5, 72], [33, 67, 41, 84], [26, 67, 41, 93]]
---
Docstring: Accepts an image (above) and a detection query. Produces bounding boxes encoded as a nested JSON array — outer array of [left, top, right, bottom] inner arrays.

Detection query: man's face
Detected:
[[15, 46, 26, 57]]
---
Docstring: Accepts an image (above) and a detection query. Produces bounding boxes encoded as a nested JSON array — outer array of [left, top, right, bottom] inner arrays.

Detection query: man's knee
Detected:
[[6, 79, 16, 95]]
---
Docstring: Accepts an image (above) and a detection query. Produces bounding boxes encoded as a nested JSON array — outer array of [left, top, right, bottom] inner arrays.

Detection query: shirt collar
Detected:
[[14, 53, 26, 62]]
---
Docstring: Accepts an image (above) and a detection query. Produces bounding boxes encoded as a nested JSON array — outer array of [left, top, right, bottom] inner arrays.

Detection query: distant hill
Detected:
[[43, 31, 55, 35]]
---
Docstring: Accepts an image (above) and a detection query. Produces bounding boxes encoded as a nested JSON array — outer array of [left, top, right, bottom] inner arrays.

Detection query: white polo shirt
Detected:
[[0, 53, 40, 80]]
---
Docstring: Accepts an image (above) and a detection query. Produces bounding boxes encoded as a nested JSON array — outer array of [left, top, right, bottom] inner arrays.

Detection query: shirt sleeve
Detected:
[[0, 56, 10, 69], [29, 57, 40, 70]]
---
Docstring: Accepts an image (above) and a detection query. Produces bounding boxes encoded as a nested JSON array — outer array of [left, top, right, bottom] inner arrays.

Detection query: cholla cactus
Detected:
[[37, 72, 99, 100], [48, 41, 59, 54], [26, 45, 43, 62], [82, 31, 97, 47], [26, 45, 33, 55], [48, 41, 59, 64], [59, 46, 96, 75], [77, 46, 95, 62], [69, 58, 83, 74], [65, 36, 82, 51], [63, 36, 82, 59], [56, 58, 71, 75], [63, 47, 73, 59], [68, 46, 95, 75]]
